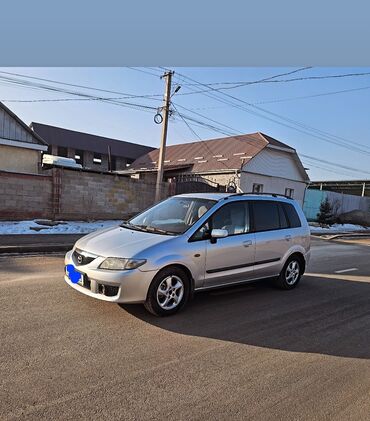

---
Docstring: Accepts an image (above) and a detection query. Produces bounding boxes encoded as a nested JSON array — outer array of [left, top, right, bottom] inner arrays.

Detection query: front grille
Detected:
[[73, 249, 96, 266]]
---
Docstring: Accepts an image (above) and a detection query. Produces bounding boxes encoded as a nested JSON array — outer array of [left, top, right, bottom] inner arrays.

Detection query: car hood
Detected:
[[75, 226, 171, 258]]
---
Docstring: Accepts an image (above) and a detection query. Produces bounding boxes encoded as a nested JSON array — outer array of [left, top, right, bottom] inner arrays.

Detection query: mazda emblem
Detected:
[[77, 255, 83, 264]]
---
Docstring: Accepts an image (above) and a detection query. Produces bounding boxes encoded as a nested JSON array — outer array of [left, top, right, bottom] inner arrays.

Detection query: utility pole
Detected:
[[155, 71, 173, 202]]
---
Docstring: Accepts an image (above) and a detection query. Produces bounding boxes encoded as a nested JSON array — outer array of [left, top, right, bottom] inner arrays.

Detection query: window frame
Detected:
[[285, 188, 294, 198], [93, 152, 102, 165], [74, 149, 84, 166], [57, 146, 68, 158], [252, 183, 264, 193]]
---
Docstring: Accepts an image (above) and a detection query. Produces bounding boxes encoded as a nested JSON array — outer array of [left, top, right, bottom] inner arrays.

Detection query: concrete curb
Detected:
[[311, 232, 370, 239], [0, 244, 73, 254]]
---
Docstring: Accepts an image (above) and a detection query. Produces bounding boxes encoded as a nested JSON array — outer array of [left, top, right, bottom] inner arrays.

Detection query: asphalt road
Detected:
[[1, 238, 369, 420]]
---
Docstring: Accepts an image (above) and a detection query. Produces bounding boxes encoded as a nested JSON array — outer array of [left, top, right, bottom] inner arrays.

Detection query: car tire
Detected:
[[144, 267, 190, 316], [274, 255, 303, 290]]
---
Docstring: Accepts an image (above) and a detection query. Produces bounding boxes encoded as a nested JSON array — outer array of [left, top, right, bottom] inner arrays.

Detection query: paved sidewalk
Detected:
[[0, 234, 84, 254]]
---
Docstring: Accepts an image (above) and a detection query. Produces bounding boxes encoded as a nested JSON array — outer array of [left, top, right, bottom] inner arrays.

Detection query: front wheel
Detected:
[[274, 256, 303, 290], [144, 267, 190, 316]]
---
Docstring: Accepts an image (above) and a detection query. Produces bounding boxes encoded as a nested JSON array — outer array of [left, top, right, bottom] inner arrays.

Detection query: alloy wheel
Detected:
[[285, 260, 300, 285], [156, 275, 184, 310]]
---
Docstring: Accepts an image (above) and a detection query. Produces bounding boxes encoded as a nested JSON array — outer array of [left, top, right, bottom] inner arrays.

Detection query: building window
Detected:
[[252, 183, 264, 193], [285, 188, 294, 198], [57, 146, 68, 157], [93, 153, 102, 165], [75, 149, 84, 166]]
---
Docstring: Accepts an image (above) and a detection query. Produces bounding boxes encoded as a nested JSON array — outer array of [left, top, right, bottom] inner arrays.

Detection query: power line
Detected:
[[159, 66, 313, 86], [301, 154, 370, 176], [172, 102, 244, 136], [0, 96, 158, 109], [0, 71, 163, 101], [302, 161, 360, 178], [0, 75, 161, 114], [171, 103, 202, 140], [178, 70, 370, 91], [125, 67, 163, 77], [171, 108, 235, 172], [166, 70, 370, 178], [252, 85, 370, 105], [173, 70, 370, 156]]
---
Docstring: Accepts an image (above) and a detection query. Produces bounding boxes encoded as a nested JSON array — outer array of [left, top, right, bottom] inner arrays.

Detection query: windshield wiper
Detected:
[[121, 222, 177, 235], [120, 222, 149, 232], [135, 225, 177, 236]]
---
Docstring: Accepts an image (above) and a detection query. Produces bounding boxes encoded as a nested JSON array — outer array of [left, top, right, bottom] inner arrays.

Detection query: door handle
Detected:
[[285, 235, 292, 241], [243, 240, 253, 247]]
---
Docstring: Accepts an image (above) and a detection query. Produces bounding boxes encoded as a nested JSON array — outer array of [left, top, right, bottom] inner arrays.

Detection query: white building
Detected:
[[240, 135, 309, 204]]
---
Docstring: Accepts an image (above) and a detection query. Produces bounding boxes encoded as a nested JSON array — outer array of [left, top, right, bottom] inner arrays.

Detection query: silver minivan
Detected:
[[64, 193, 311, 316]]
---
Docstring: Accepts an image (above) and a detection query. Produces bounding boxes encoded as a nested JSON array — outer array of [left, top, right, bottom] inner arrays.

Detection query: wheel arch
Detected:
[[286, 251, 306, 275], [147, 263, 195, 300]]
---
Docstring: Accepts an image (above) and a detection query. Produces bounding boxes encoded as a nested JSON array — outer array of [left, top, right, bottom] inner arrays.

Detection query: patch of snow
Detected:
[[0, 220, 122, 235], [310, 223, 370, 233]]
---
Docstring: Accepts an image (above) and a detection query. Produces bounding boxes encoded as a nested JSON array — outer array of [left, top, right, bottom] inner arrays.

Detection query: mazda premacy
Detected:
[[65, 193, 310, 316]]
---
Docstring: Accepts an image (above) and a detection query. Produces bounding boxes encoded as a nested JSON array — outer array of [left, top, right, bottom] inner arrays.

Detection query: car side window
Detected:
[[212, 202, 250, 235], [193, 200, 250, 240], [252, 201, 280, 232], [190, 201, 250, 241], [282, 203, 302, 228], [278, 203, 289, 229]]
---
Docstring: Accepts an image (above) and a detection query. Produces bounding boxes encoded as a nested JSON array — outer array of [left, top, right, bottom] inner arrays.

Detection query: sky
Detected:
[[0, 67, 370, 181]]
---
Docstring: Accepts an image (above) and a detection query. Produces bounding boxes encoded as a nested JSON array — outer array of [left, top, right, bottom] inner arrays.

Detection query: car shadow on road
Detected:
[[121, 274, 370, 360]]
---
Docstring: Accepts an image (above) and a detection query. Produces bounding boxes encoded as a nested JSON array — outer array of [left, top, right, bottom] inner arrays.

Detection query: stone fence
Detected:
[[0, 168, 169, 221]]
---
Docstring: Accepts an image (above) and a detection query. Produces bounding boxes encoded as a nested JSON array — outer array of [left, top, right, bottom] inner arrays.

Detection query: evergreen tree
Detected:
[[317, 197, 334, 226]]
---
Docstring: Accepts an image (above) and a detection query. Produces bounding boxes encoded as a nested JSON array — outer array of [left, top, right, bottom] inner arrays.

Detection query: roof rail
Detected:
[[224, 192, 293, 200]]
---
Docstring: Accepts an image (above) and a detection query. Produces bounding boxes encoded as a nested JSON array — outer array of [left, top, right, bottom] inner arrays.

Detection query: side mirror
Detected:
[[211, 229, 228, 239]]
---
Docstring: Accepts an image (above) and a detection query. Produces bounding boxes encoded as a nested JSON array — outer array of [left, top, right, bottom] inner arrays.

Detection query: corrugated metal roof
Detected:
[[130, 132, 294, 173], [0, 102, 47, 146], [31, 122, 155, 160]]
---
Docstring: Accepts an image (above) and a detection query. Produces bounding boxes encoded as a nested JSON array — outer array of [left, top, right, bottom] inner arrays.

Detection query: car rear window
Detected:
[[282, 203, 302, 228]]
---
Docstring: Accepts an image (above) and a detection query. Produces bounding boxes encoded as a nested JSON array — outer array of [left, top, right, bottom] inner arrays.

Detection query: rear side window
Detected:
[[252, 201, 280, 232], [282, 203, 302, 228], [278, 203, 289, 229]]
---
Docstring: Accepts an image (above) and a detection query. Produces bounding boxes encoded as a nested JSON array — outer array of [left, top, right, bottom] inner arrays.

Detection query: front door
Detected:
[[203, 201, 256, 287]]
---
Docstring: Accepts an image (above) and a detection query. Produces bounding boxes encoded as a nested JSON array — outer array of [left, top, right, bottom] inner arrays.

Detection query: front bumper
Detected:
[[64, 250, 155, 303]]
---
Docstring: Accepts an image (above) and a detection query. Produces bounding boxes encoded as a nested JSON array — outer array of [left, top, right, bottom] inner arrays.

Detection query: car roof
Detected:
[[174, 193, 294, 203]]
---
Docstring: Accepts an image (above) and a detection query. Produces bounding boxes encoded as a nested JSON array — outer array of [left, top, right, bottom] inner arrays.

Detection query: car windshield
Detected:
[[124, 197, 217, 235]]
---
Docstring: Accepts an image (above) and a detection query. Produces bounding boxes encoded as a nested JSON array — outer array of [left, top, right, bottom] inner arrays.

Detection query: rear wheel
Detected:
[[274, 256, 303, 290], [144, 267, 190, 316]]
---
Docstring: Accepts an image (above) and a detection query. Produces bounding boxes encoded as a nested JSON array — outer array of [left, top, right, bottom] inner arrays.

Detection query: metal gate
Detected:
[[173, 175, 225, 195]]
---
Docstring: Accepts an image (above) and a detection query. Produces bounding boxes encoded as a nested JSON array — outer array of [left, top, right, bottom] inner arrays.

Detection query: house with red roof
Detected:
[[129, 132, 310, 204]]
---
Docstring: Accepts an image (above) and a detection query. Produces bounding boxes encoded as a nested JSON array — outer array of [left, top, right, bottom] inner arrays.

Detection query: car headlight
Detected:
[[99, 257, 147, 270]]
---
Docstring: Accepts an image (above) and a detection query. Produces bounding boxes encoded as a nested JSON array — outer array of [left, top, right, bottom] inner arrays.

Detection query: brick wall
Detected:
[[0, 171, 53, 220], [0, 169, 168, 221], [57, 169, 166, 220]]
